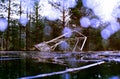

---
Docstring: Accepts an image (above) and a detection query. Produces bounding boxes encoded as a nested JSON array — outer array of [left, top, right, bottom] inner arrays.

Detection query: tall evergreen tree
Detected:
[[6, 0, 11, 50]]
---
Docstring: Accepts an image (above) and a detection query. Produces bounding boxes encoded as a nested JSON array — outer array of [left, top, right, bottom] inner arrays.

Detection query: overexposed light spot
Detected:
[[90, 18, 100, 28], [62, 27, 72, 38], [59, 41, 70, 50], [43, 25, 52, 36], [81, 0, 120, 39], [101, 29, 111, 40], [0, 18, 8, 32], [19, 14, 28, 26], [80, 17, 90, 28]]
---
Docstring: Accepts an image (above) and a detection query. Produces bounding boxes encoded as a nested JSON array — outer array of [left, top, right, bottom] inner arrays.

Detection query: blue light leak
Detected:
[[0, 57, 23, 60], [45, 8, 61, 21], [62, 27, 72, 38], [109, 76, 120, 79], [19, 0, 40, 26], [0, 18, 8, 32], [43, 25, 52, 36], [60, 0, 78, 10], [81, 0, 120, 39], [19, 14, 28, 26], [107, 22, 120, 34], [46, 0, 78, 21], [101, 21, 120, 39], [20, 0, 39, 14], [48, 0, 78, 10], [80, 17, 90, 28], [61, 73, 71, 79], [59, 41, 70, 50], [90, 18, 100, 29], [101, 29, 111, 40]]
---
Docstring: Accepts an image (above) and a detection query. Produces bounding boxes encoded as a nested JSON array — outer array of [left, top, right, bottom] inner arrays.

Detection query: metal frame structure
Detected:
[[35, 30, 87, 52]]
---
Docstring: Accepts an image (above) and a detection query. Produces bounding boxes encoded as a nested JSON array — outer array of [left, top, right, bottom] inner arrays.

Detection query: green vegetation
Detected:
[[0, 0, 120, 51]]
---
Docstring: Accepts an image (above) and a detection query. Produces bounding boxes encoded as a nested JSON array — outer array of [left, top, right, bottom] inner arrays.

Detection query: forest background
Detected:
[[0, 0, 120, 51]]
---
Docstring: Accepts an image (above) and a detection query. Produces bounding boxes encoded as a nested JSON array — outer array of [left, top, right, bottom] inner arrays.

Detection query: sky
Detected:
[[0, 0, 78, 34], [81, 0, 120, 39], [1, 0, 120, 40]]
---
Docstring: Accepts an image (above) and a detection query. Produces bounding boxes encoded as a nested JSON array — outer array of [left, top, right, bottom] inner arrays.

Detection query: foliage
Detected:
[[0, 0, 120, 51]]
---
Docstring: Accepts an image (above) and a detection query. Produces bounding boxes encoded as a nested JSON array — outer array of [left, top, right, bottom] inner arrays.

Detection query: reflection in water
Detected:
[[109, 76, 120, 79], [0, 52, 120, 79], [61, 73, 71, 79]]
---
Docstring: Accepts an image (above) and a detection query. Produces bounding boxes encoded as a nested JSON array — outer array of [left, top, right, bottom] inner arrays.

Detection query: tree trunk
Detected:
[[35, 3, 39, 43], [62, 7, 65, 28], [6, 0, 11, 50], [26, 24, 30, 50], [26, 12, 30, 50], [19, 0, 22, 50]]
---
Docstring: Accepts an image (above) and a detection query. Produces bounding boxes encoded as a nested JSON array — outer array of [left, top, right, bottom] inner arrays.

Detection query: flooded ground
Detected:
[[0, 51, 120, 79]]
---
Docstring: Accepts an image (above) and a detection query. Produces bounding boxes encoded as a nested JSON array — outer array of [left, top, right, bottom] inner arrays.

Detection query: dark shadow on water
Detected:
[[0, 51, 120, 79]]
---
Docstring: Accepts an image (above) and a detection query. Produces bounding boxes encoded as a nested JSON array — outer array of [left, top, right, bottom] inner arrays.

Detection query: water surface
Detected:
[[0, 51, 120, 79]]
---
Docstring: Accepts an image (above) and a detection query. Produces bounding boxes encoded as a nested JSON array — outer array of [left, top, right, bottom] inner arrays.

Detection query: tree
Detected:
[[6, 0, 11, 50], [19, 0, 22, 50]]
